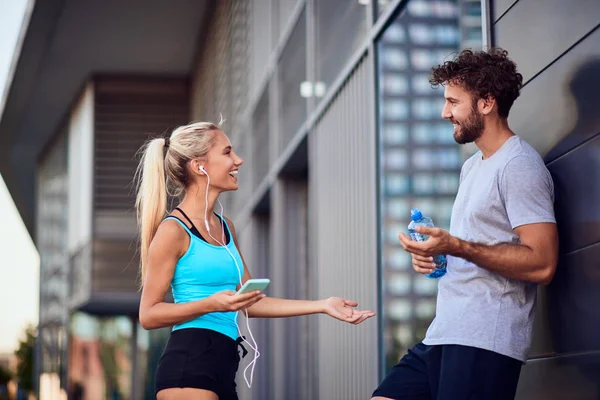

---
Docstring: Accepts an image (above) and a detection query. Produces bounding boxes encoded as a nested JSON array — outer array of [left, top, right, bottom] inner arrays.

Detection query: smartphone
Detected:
[[235, 278, 271, 296]]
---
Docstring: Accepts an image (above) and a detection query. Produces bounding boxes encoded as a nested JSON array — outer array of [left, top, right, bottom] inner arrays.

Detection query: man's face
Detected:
[[441, 83, 484, 145]]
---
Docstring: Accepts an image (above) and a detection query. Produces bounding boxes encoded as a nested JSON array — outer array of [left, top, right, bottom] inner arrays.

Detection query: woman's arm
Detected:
[[225, 218, 375, 324]]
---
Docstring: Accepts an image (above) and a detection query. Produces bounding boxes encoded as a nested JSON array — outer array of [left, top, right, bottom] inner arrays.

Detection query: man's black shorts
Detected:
[[372, 343, 522, 400]]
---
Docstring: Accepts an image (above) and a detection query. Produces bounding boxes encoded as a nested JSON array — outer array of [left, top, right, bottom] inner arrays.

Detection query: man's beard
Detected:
[[453, 105, 484, 144]]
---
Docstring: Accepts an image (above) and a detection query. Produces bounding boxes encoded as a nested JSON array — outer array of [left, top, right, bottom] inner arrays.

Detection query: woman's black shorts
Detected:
[[155, 328, 241, 400]]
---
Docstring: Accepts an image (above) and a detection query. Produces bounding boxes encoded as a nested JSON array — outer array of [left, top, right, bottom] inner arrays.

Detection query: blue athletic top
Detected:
[[165, 213, 243, 340]]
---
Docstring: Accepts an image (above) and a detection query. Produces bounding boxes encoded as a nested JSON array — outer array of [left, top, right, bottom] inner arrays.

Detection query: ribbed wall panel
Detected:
[[310, 54, 379, 400], [235, 216, 272, 400], [277, 0, 301, 38], [190, 0, 251, 216], [92, 77, 189, 293], [250, 0, 271, 98]]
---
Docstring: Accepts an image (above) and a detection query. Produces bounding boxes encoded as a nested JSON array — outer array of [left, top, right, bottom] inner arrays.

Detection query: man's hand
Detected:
[[398, 226, 459, 258], [409, 254, 438, 275]]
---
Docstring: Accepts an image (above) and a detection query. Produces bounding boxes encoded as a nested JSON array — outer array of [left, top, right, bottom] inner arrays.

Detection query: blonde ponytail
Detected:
[[135, 138, 168, 284], [134, 121, 221, 287]]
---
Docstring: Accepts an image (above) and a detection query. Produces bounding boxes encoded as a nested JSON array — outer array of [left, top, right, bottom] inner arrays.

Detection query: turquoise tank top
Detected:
[[165, 215, 243, 340]]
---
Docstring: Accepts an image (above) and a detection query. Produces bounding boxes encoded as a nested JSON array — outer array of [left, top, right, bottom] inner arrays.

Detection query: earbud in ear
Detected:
[[200, 165, 206, 174]]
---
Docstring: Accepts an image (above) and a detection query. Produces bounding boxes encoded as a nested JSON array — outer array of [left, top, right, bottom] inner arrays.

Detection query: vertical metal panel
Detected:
[[493, 0, 600, 83], [230, 108, 254, 218], [190, 2, 230, 123], [268, 179, 310, 399], [480, 0, 493, 48], [252, 90, 270, 188], [310, 54, 379, 400], [494, 1, 600, 398], [251, 0, 272, 97], [493, 0, 518, 23], [92, 77, 189, 294], [191, 0, 252, 216], [236, 215, 272, 400]]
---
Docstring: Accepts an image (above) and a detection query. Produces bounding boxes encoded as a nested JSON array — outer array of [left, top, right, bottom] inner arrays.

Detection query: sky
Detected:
[[0, 0, 39, 354]]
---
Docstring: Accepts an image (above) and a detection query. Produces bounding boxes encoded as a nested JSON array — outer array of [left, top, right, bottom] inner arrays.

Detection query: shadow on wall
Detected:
[[544, 57, 600, 393]]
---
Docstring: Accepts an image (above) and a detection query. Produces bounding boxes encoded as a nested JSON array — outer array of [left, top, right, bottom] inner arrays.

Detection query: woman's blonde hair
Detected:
[[134, 121, 220, 284]]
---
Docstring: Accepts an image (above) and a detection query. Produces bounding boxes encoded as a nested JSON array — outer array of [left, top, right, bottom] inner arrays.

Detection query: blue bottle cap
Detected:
[[410, 208, 422, 221]]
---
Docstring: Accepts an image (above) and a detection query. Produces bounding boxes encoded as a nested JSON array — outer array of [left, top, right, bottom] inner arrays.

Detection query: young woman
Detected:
[[135, 122, 375, 400]]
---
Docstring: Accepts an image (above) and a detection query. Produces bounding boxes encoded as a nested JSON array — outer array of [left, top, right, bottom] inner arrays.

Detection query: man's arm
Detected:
[[399, 222, 559, 285]]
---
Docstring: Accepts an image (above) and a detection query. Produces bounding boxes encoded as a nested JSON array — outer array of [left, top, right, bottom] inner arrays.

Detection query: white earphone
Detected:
[[200, 164, 260, 388], [199, 165, 211, 231]]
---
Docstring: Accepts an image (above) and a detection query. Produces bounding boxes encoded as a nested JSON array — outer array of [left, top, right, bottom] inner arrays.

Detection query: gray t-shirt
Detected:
[[422, 135, 556, 362]]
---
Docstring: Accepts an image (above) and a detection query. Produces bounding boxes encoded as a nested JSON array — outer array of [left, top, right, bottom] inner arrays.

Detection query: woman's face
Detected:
[[200, 130, 243, 192]]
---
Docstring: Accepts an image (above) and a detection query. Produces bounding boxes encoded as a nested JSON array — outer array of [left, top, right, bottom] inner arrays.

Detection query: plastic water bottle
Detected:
[[408, 208, 447, 279]]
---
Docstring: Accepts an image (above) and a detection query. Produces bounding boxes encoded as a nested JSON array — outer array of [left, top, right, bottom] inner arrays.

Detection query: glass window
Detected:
[[278, 9, 307, 151], [382, 123, 409, 145], [413, 173, 435, 194], [136, 324, 171, 398], [386, 198, 410, 219], [387, 274, 412, 295], [387, 299, 412, 321], [384, 174, 410, 195], [385, 149, 409, 170], [377, 0, 482, 373], [383, 24, 406, 43], [412, 74, 434, 95], [37, 130, 69, 389], [68, 313, 134, 399], [382, 99, 409, 120], [381, 49, 409, 70], [389, 249, 412, 270], [415, 299, 437, 319], [414, 275, 439, 295], [315, 1, 369, 100], [382, 74, 409, 95]]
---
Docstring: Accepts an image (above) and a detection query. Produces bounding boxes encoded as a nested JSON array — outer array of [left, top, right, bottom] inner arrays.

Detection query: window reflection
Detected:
[[382, 123, 409, 145], [68, 313, 133, 399], [377, 0, 482, 372]]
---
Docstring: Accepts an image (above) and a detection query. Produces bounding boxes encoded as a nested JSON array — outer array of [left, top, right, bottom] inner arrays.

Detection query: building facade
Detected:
[[0, 0, 598, 399]]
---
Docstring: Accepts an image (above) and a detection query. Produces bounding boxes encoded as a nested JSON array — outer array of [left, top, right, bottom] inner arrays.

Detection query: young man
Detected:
[[372, 49, 559, 400]]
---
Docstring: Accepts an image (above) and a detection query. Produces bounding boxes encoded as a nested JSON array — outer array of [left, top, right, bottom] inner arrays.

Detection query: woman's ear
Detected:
[[189, 159, 203, 176]]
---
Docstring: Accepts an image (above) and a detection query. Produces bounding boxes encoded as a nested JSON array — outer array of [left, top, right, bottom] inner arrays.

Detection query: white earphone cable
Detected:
[[203, 168, 260, 388]]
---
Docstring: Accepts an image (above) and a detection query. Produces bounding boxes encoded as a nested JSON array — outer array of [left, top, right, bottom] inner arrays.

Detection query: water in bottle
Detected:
[[408, 208, 447, 279]]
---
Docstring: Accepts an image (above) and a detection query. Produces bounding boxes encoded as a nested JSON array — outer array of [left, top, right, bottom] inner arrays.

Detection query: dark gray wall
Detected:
[[493, 0, 600, 398]]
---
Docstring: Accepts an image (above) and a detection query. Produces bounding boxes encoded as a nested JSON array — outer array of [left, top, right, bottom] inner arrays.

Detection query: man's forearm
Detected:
[[451, 238, 552, 284]]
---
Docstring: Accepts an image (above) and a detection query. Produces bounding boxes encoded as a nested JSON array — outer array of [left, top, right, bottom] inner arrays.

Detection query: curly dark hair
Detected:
[[429, 48, 523, 118]]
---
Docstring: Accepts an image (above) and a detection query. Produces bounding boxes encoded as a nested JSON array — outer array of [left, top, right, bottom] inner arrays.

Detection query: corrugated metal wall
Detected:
[[191, 0, 253, 217], [493, 0, 600, 398], [190, 2, 381, 398], [236, 214, 273, 400], [268, 179, 311, 399], [92, 77, 189, 295], [310, 54, 379, 400]]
